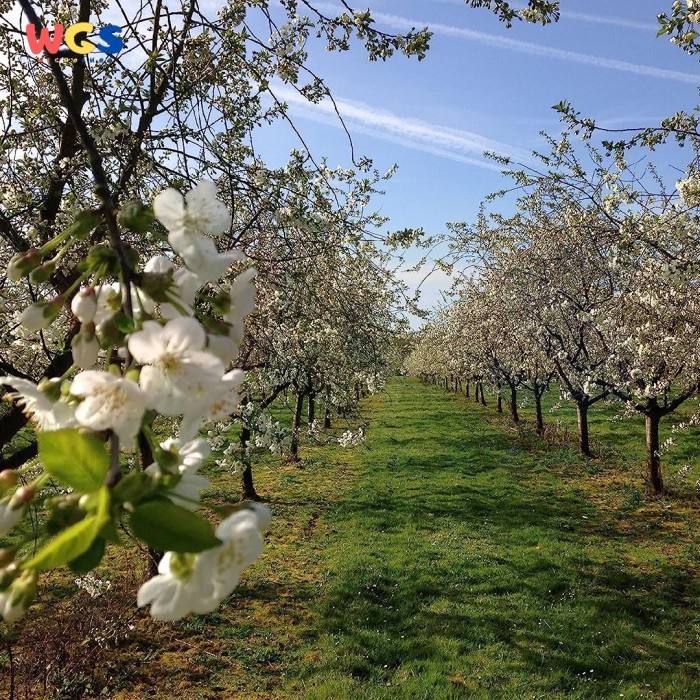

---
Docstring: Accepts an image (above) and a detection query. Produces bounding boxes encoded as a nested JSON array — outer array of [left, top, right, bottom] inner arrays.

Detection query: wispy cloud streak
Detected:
[[273, 85, 530, 169], [563, 11, 657, 32], [368, 10, 699, 84], [422, 0, 657, 31]]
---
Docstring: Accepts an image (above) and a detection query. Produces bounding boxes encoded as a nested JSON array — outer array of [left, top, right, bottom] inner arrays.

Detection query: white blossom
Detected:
[[0, 377, 76, 431], [69, 371, 147, 447], [128, 317, 225, 416]]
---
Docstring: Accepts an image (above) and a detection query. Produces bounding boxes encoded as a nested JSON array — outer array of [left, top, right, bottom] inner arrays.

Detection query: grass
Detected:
[[2, 377, 700, 699]]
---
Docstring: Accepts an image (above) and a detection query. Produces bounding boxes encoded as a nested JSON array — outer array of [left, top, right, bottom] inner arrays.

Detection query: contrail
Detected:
[[273, 85, 531, 169], [370, 10, 699, 84]]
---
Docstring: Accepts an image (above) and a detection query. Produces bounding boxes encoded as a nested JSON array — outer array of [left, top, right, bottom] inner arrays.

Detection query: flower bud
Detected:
[[13, 485, 35, 505], [0, 562, 18, 591], [96, 317, 123, 348], [7, 249, 41, 282], [0, 494, 26, 536], [19, 298, 62, 332], [71, 331, 100, 369], [0, 548, 15, 569], [0, 470, 18, 495], [0, 570, 38, 622], [28, 259, 57, 284], [71, 287, 98, 323], [117, 201, 154, 233], [139, 271, 174, 303], [66, 210, 101, 240]]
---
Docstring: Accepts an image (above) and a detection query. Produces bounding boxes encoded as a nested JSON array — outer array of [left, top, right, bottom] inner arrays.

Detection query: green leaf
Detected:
[[38, 429, 109, 493], [112, 471, 155, 506], [69, 537, 106, 574], [25, 488, 111, 572], [113, 313, 136, 334], [130, 500, 221, 553]]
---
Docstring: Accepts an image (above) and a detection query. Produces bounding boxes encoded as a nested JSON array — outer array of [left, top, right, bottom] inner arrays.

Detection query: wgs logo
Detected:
[[26, 22, 124, 60]]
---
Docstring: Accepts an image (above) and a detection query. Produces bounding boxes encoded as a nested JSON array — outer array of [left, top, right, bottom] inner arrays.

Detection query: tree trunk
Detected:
[[138, 434, 162, 577], [308, 393, 315, 425], [240, 425, 260, 500], [576, 401, 591, 457], [509, 384, 519, 423], [496, 381, 502, 414], [534, 390, 544, 435], [324, 403, 331, 428], [465, 381, 470, 398], [645, 411, 665, 496], [479, 382, 486, 407], [290, 391, 305, 461], [474, 381, 481, 404]]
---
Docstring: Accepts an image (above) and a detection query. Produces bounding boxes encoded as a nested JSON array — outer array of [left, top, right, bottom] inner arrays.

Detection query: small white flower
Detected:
[[227, 268, 257, 325], [19, 301, 57, 332], [128, 317, 225, 416], [170, 234, 245, 284], [206, 334, 240, 366], [153, 181, 245, 283], [180, 369, 245, 441], [92, 283, 122, 326], [146, 438, 212, 510], [0, 377, 77, 431], [143, 256, 199, 319], [199, 505, 270, 600], [0, 571, 37, 622], [0, 492, 26, 536], [136, 552, 218, 622], [153, 181, 232, 238], [69, 371, 147, 447]]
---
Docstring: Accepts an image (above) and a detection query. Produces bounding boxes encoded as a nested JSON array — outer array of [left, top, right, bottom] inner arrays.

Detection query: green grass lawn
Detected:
[[2, 377, 700, 699]]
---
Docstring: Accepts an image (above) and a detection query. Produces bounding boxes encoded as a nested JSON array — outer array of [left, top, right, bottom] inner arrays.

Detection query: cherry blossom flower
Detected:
[[136, 505, 270, 621], [69, 371, 147, 447], [0, 377, 77, 431], [0, 571, 37, 622], [128, 317, 225, 416], [153, 181, 245, 283], [71, 331, 100, 369], [0, 493, 26, 536], [180, 369, 245, 441], [146, 438, 212, 510], [153, 181, 232, 239], [200, 505, 270, 601], [136, 552, 219, 622], [71, 287, 97, 324], [19, 300, 60, 332], [143, 255, 199, 319]]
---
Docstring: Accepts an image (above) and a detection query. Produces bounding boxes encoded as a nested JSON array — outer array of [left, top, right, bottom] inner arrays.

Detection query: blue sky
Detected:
[[250, 1, 700, 319]]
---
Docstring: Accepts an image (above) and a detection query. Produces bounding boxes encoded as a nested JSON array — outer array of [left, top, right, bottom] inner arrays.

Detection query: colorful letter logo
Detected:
[[26, 23, 124, 57]]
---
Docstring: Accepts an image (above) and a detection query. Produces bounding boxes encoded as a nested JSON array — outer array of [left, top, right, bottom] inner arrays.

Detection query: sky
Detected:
[[6, 1, 699, 322], [248, 0, 700, 321]]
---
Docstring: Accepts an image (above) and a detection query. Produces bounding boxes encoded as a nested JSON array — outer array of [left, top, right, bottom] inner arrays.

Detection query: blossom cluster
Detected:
[[0, 181, 269, 622]]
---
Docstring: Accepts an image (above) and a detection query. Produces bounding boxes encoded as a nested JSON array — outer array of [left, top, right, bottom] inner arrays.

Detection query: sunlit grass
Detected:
[[2, 377, 699, 699]]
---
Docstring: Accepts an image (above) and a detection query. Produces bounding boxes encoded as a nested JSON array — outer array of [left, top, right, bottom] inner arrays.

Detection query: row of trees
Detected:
[[408, 129, 700, 496], [0, 0, 447, 623]]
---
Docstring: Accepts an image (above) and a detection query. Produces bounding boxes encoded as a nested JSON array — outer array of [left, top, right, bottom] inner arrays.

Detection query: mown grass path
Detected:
[[13, 377, 697, 699], [276, 377, 700, 699]]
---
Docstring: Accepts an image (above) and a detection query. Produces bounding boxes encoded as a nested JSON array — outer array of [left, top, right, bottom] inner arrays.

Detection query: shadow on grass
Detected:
[[296, 380, 700, 698]]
